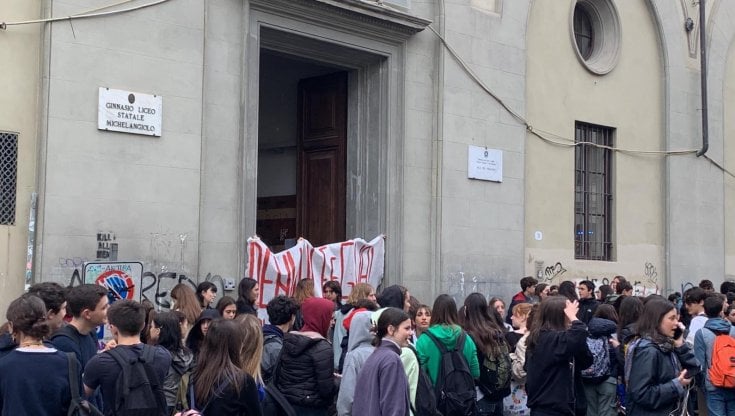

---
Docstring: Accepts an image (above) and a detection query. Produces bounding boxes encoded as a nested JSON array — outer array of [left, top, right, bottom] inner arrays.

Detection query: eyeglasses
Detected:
[[324, 290, 334, 294]]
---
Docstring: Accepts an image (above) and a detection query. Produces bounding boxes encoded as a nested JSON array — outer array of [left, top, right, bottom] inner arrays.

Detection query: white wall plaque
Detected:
[[98, 87, 162, 137], [467, 145, 502, 182]]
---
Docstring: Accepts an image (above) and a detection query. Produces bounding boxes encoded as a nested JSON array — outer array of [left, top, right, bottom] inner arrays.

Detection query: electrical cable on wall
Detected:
[[428, 24, 735, 179], [0, 0, 172, 29]]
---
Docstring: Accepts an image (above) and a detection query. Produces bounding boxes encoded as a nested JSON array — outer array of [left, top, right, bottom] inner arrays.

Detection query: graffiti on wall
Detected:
[[528, 256, 662, 296], [48, 229, 228, 311], [543, 262, 567, 282]]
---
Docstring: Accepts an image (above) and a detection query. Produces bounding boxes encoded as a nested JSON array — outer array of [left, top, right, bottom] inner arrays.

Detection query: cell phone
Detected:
[[684, 368, 700, 379], [673, 326, 684, 340]]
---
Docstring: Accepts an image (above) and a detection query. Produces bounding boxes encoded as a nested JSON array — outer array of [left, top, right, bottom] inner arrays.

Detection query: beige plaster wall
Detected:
[[525, 1, 665, 293], [0, 1, 41, 314]]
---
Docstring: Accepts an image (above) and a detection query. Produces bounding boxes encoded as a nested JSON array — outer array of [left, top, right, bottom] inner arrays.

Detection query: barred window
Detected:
[[574, 122, 613, 261], [0, 132, 18, 225]]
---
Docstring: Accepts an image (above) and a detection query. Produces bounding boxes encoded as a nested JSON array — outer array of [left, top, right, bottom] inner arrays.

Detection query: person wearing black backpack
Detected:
[[416, 294, 480, 416], [460, 293, 511, 416], [83, 300, 171, 416]]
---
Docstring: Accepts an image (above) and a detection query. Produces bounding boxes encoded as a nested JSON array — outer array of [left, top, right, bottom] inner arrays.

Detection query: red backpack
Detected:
[[708, 333, 735, 388]]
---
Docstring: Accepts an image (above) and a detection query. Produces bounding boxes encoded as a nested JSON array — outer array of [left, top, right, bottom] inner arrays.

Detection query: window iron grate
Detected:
[[0, 132, 18, 225]]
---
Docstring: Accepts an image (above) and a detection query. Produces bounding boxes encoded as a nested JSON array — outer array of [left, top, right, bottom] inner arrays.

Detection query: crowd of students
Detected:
[[2, 275, 735, 416]]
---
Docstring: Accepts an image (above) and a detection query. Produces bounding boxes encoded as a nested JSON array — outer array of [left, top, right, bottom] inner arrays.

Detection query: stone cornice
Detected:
[[249, 0, 432, 42]]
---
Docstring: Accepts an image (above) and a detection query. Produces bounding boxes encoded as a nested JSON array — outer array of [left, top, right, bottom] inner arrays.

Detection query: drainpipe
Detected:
[[696, 0, 708, 157]]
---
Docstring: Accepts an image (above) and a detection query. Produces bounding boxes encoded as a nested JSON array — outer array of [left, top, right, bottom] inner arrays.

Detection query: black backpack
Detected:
[[425, 331, 477, 416], [408, 345, 442, 416], [472, 334, 511, 400], [65, 353, 104, 416], [107, 345, 167, 416]]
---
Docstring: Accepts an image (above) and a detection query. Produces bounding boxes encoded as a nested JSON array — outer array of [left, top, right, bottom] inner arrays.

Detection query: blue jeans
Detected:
[[706, 387, 735, 416], [477, 397, 503, 416]]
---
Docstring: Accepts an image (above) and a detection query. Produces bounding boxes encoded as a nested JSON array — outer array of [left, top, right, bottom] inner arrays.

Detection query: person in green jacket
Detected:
[[415, 294, 481, 385]]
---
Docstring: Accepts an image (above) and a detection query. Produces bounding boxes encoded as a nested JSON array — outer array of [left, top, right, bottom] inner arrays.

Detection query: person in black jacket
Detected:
[[626, 299, 699, 416], [235, 278, 259, 316], [576, 280, 600, 325], [276, 297, 336, 416], [525, 296, 592, 416]]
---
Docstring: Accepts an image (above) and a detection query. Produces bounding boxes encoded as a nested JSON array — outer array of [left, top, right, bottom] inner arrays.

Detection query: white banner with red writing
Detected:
[[247, 235, 385, 321]]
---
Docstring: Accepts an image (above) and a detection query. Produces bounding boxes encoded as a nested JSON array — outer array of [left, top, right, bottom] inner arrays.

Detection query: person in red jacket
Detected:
[[506, 276, 538, 325]]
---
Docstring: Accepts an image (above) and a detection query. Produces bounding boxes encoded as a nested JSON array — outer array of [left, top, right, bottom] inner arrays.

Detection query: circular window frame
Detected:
[[569, 0, 621, 75]]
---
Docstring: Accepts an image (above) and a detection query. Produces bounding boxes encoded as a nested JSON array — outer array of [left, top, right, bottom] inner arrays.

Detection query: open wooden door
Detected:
[[296, 71, 347, 246]]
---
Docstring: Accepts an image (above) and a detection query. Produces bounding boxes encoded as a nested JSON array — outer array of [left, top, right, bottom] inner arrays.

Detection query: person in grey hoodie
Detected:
[[352, 308, 413, 416], [693, 292, 735, 415], [337, 311, 376, 415]]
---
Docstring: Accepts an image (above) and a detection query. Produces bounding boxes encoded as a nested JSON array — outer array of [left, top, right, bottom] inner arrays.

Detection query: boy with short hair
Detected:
[[685, 287, 708, 345], [693, 293, 735, 415], [506, 276, 537, 324], [84, 300, 171, 415], [50, 284, 108, 369], [261, 295, 298, 383]]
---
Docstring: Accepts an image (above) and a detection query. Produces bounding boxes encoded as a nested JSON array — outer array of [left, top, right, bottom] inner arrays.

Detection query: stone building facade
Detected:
[[1, 0, 734, 313]]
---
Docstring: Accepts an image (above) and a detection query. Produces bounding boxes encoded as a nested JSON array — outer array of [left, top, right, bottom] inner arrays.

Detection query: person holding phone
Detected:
[[626, 298, 700, 416]]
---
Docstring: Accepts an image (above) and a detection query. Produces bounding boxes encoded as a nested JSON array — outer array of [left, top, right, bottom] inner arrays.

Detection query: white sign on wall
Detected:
[[468, 145, 503, 182], [98, 87, 162, 137]]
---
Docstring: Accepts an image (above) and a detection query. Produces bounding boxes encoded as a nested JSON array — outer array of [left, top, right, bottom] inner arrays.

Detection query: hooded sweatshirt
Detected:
[[337, 311, 376, 415], [415, 324, 481, 385], [185, 309, 220, 359], [377, 285, 405, 310], [301, 297, 335, 338], [693, 317, 735, 391], [333, 302, 356, 369], [276, 297, 336, 408]]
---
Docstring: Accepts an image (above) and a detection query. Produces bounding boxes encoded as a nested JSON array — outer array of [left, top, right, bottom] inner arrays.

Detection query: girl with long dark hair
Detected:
[[190, 319, 262, 415], [461, 293, 511, 416], [235, 278, 259, 316], [216, 296, 237, 320], [626, 299, 699, 416], [352, 308, 413, 416], [195, 281, 217, 309], [415, 294, 480, 386], [149, 311, 194, 414], [525, 296, 591, 415]]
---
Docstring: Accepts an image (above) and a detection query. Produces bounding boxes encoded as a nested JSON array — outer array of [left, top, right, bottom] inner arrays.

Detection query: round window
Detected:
[[569, 0, 621, 75]]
